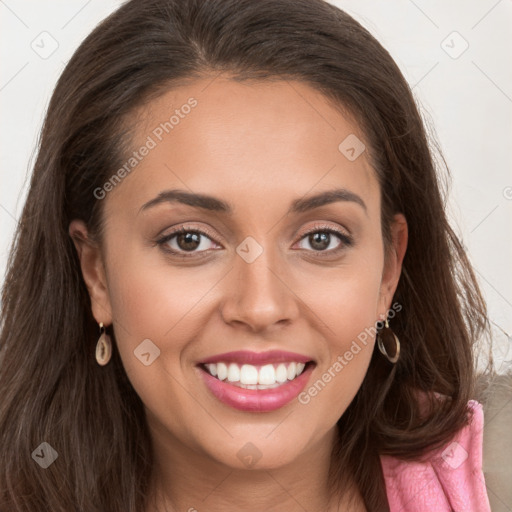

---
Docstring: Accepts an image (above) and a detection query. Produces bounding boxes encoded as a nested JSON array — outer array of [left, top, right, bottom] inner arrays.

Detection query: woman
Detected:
[[0, 0, 493, 510]]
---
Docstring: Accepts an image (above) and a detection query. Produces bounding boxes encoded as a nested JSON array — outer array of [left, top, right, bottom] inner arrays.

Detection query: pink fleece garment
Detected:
[[380, 400, 491, 511]]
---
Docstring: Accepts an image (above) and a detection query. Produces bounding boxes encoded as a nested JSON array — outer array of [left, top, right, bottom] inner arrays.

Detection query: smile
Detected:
[[197, 350, 315, 412]]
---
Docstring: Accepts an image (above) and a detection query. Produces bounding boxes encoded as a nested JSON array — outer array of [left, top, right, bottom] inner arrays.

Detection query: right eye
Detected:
[[156, 226, 223, 258]]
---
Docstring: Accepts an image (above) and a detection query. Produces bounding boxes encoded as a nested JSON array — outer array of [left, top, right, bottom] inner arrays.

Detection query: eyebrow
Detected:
[[138, 187, 367, 215]]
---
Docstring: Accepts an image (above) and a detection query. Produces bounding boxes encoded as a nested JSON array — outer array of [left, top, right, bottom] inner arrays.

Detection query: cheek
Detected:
[[296, 278, 379, 430], [295, 242, 384, 350], [304, 269, 381, 336], [103, 240, 226, 397], [293, 252, 383, 423], [105, 236, 222, 343], [104, 251, 212, 439]]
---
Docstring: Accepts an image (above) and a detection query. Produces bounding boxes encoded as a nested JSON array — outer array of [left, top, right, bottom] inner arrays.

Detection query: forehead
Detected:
[[109, 77, 379, 216]]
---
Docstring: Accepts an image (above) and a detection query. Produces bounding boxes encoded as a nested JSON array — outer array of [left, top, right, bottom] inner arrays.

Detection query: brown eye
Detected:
[[306, 232, 335, 251], [156, 227, 221, 257], [176, 231, 202, 251], [296, 227, 352, 253]]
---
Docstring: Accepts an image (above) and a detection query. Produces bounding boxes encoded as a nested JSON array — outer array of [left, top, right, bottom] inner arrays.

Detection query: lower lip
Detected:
[[198, 364, 314, 412]]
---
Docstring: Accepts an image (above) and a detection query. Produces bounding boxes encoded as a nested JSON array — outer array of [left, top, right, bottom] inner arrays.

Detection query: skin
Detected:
[[70, 77, 407, 512]]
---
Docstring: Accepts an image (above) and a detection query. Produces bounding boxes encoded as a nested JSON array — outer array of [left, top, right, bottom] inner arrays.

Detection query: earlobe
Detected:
[[68, 219, 113, 325]]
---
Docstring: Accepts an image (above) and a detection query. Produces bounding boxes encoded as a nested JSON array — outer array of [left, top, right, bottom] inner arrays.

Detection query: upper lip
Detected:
[[199, 350, 314, 366]]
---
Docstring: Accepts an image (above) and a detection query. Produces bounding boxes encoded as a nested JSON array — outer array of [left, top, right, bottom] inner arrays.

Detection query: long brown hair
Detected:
[[0, 0, 490, 510]]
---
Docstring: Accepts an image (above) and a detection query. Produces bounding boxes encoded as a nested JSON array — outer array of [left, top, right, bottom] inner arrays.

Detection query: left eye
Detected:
[[296, 229, 348, 252]]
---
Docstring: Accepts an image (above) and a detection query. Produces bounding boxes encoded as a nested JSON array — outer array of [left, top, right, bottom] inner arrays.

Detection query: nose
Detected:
[[220, 242, 299, 334]]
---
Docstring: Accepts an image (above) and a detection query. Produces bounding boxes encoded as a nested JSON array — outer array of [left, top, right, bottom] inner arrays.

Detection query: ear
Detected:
[[69, 219, 113, 325], [377, 213, 408, 319]]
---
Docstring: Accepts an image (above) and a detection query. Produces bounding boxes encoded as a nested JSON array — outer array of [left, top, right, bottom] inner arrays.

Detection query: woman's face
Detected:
[[70, 77, 407, 471]]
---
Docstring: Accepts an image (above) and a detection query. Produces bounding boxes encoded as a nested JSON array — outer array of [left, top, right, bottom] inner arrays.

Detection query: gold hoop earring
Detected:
[[377, 319, 400, 364], [95, 322, 112, 366]]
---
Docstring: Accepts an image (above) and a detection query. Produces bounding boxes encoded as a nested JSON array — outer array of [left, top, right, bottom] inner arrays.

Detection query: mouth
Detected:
[[197, 350, 316, 412]]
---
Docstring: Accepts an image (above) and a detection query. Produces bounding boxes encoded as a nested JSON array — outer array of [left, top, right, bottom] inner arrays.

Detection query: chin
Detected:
[[201, 432, 313, 472]]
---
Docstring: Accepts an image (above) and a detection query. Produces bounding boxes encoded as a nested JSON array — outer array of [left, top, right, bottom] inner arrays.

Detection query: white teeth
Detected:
[[240, 364, 258, 385], [216, 362, 228, 381], [203, 361, 308, 385], [286, 362, 297, 380], [206, 364, 217, 377], [258, 364, 276, 385], [227, 363, 240, 382], [275, 364, 288, 383]]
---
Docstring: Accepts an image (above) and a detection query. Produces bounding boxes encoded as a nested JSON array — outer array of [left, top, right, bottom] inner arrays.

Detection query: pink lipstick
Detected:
[[197, 350, 315, 412]]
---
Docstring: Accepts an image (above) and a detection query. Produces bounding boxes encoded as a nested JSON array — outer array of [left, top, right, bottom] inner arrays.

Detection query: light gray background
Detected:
[[1, 0, 511, 372]]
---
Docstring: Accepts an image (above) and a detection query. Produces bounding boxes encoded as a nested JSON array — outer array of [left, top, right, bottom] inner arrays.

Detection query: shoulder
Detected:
[[380, 400, 491, 512]]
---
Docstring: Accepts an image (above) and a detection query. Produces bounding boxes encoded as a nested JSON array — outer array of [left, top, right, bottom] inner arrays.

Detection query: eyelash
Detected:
[[155, 223, 353, 259]]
